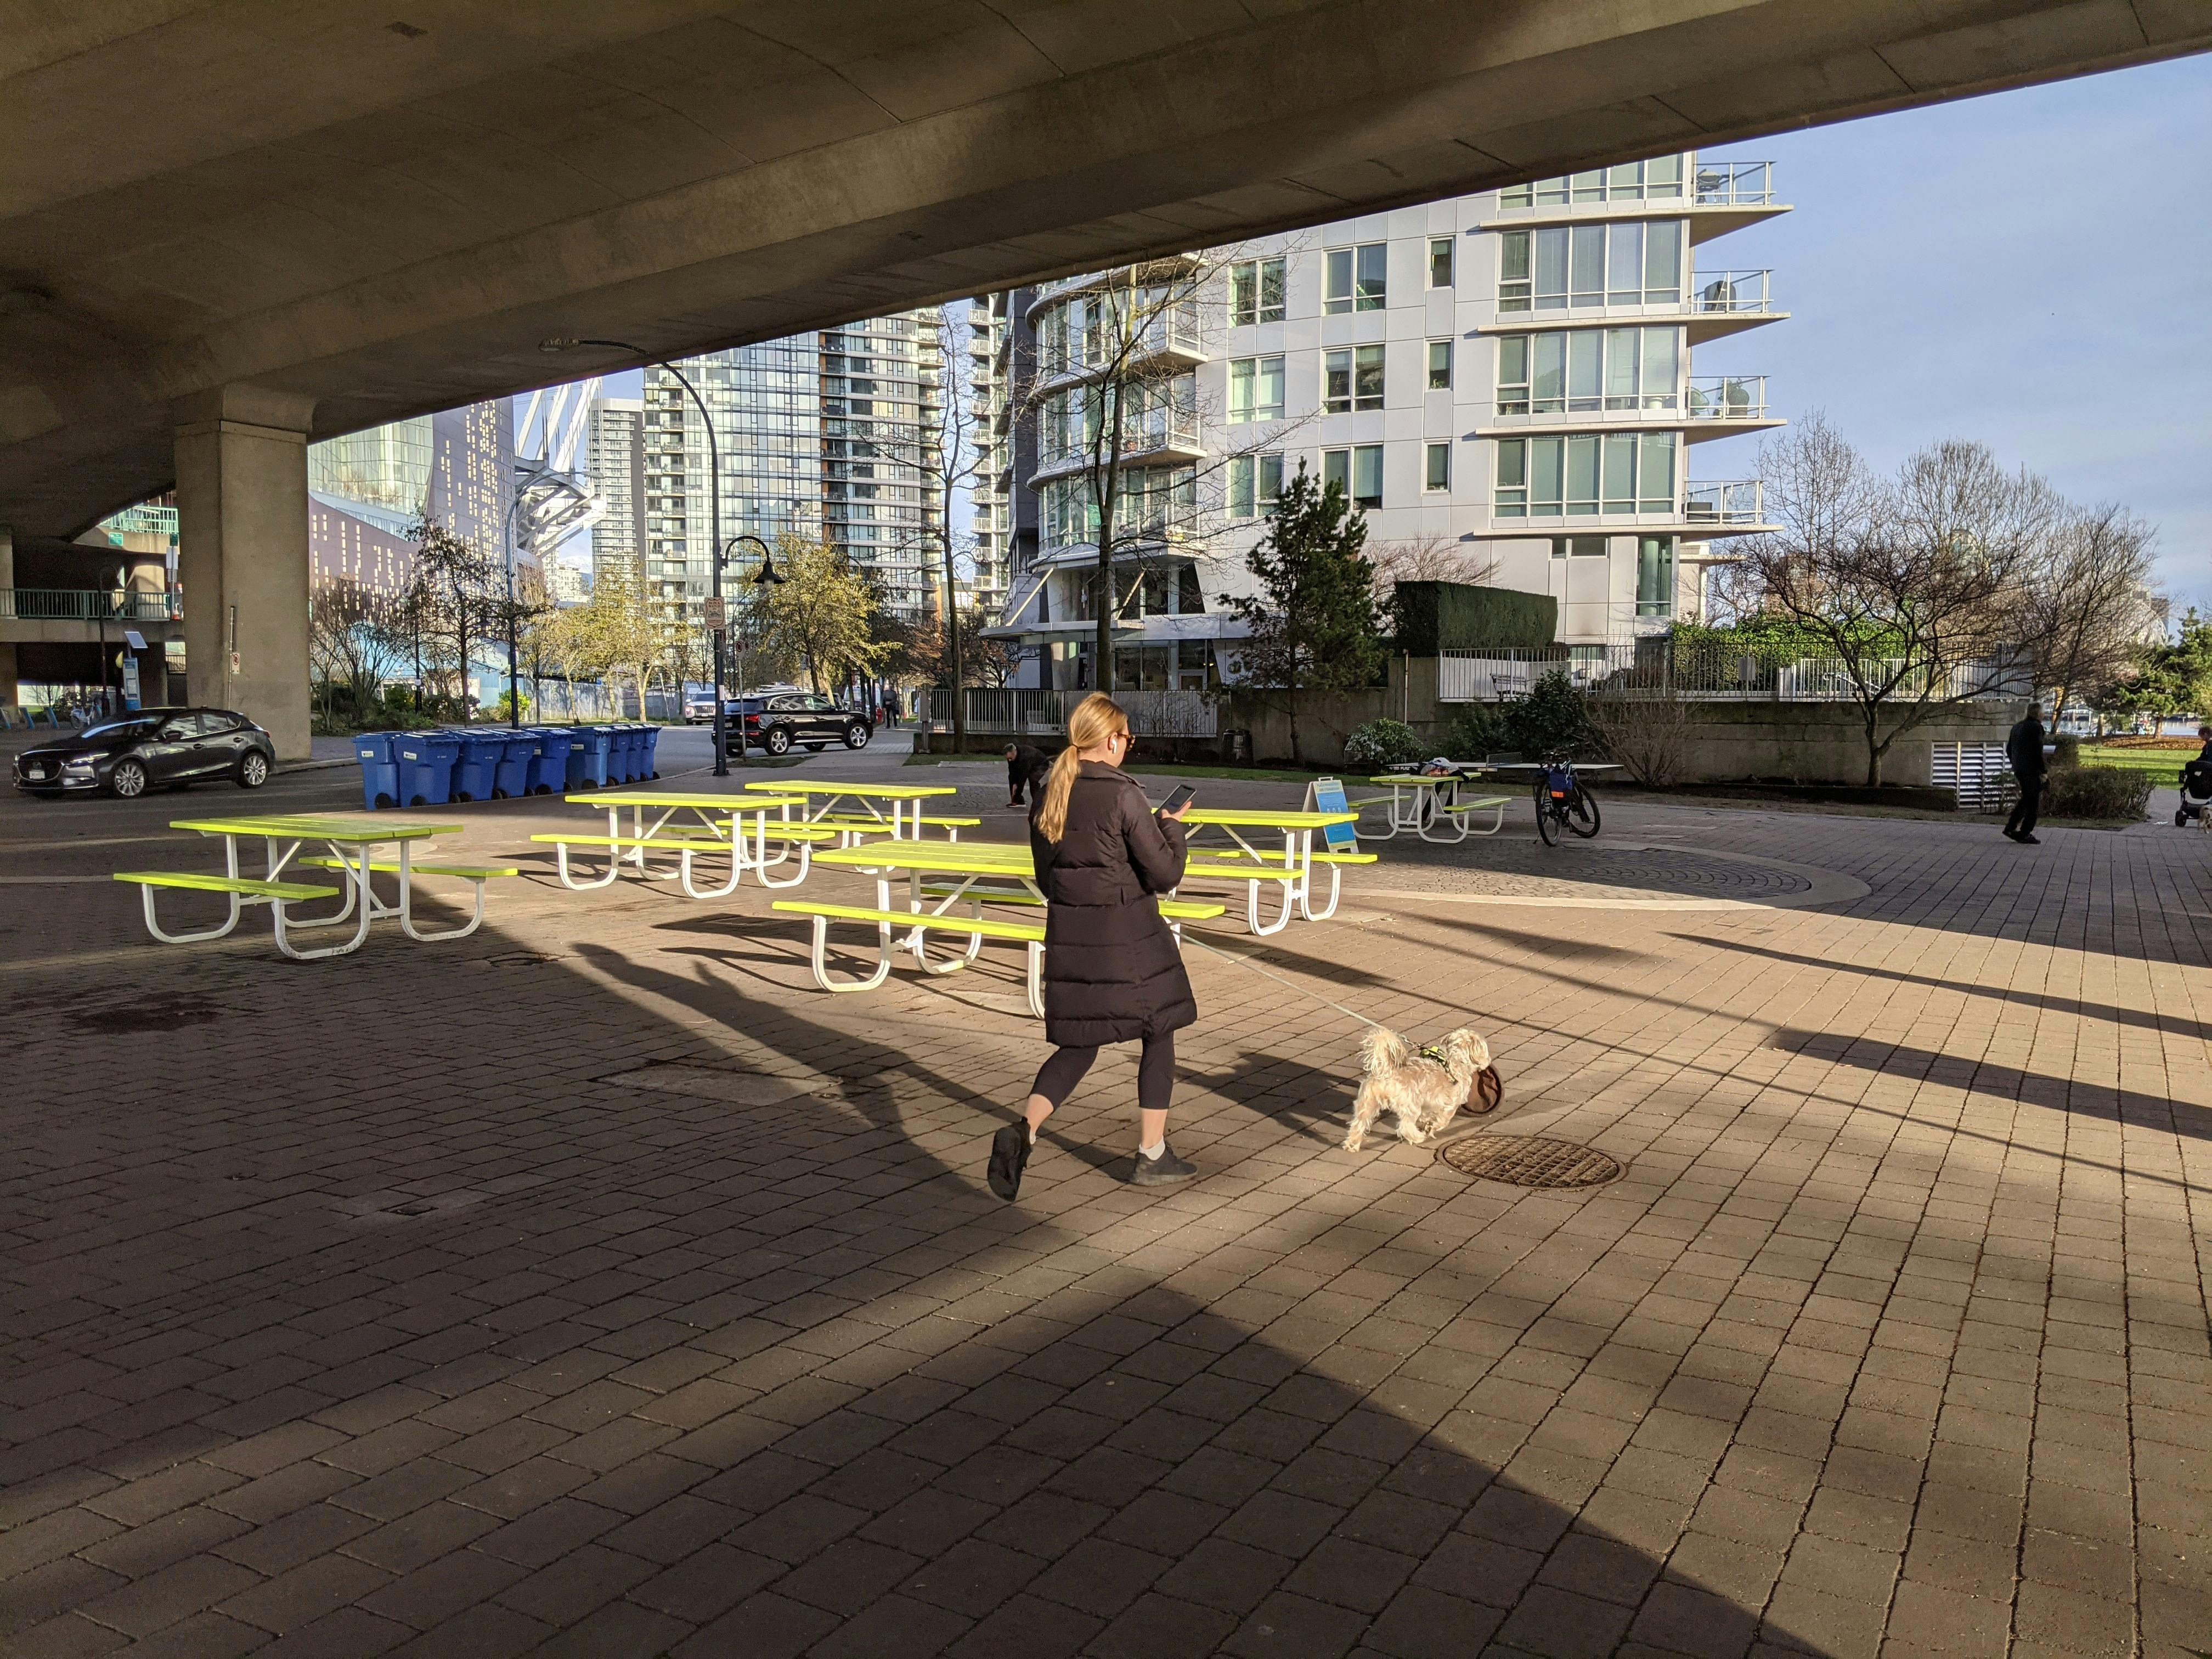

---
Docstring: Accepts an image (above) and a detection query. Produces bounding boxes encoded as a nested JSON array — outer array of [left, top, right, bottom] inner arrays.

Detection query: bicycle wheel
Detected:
[[1566, 782, 1601, 838], [1532, 777, 1560, 846]]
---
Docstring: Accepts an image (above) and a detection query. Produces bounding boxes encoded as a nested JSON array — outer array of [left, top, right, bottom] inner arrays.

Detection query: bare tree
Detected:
[[1369, 532, 1498, 607], [406, 517, 502, 715], [1587, 694, 1692, 787], [2024, 503, 2162, 716], [1736, 417, 2056, 786], [1010, 247, 1316, 695], [308, 578, 406, 728]]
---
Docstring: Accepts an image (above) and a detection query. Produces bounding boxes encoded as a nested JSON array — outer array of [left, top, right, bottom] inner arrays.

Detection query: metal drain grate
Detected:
[[1437, 1135, 1623, 1188]]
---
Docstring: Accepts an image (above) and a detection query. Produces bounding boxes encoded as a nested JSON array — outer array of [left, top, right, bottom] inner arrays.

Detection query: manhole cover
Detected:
[[1437, 1135, 1623, 1187]]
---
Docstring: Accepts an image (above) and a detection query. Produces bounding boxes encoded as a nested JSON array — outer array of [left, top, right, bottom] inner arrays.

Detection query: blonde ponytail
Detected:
[[1035, 693, 1129, 842]]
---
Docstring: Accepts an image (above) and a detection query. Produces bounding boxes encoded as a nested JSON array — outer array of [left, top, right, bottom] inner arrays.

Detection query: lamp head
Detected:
[[538, 337, 580, 352]]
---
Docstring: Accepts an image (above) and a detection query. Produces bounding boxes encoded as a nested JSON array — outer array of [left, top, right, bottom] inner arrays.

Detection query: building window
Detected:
[[1227, 356, 1285, 424], [1324, 243, 1387, 313], [1231, 257, 1286, 326], [1228, 452, 1284, 518], [1427, 340, 1453, 391], [1637, 535, 1677, 617], [1323, 445, 1384, 509], [1493, 432, 1678, 517], [1177, 563, 1204, 614], [1549, 536, 1608, 558], [1495, 328, 1680, 414], [1424, 442, 1452, 492], [1502, 155, 1684, 207], [1497, 222, 1683, 312], [1323, 344, 1385, 413], [1429, 237, 1454, 288]]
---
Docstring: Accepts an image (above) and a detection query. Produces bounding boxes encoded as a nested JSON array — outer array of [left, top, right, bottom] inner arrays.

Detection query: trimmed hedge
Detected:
[[1392, 582, 1556, 652]]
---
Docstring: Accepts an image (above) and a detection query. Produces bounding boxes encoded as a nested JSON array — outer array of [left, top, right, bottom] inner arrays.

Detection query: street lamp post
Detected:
[[541, 337, 729, 772], [720, 533, 785, 725], [499, 477, 537, 729]]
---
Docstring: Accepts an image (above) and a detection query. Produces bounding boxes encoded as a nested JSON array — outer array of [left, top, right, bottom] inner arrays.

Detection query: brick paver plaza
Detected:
[[4, 742, 2208, 1658]]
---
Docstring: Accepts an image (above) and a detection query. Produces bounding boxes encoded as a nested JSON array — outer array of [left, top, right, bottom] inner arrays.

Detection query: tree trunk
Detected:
[[1862, 706, 1882, 787], [944, 528, 966, 754], [1289, 699, 1302, 766]]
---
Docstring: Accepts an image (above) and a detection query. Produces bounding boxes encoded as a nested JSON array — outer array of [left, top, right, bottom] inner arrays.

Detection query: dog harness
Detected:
[[1416, 1043, 1454, 1068]]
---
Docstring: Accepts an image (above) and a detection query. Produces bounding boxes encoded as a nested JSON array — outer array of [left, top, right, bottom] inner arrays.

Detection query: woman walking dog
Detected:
[[988, 694, 1197, 1200]]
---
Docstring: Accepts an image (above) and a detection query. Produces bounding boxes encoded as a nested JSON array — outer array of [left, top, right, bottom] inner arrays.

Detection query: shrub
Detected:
[[1503, 669, 1594, 758], [2049, 734, 2080, 770], [2043, 765, 2151, 821], [1441, 704, 1510, 761], [1586, 695, 1691, 788], [1344, 718, 1425, 768]]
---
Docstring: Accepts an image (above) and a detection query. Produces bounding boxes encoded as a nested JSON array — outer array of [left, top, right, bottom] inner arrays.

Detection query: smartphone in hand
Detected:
[[1159, 783, 1197, 817]]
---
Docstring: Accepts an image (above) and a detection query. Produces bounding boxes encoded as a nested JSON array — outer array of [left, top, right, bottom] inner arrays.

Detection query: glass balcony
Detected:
[[1035, 410, 1202, 476], [1691, 161, 1775, 206], [1691, 270, 1774, 315], [1684, 375, 1768, 421], [1683, 480, 1764, 526]]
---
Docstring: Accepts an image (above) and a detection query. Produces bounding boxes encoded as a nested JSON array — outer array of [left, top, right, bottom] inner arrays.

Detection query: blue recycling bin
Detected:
[[393, 733, 458, 807], [566, 727, 611, 791], [528, 731, 572, 795], [494, 733, 535, 799], [639, 726, 662, 780], [450, 732, 504, 802], [610, 726, 639, 783], [353, 732, 398, 811]]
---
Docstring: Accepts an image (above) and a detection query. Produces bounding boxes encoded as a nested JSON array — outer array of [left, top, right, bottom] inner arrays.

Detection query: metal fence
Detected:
[[917, 687, 1218, 738], [1438, 642, 2029, 704], [1, 589, 179, 623]]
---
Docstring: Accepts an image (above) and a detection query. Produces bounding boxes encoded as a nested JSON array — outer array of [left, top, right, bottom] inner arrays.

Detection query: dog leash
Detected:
[[1178, 930, 1391, 1034]]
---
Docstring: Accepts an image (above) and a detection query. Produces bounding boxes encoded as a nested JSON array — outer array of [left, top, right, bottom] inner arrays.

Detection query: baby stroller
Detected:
[[2176, 760, 2212, 830]]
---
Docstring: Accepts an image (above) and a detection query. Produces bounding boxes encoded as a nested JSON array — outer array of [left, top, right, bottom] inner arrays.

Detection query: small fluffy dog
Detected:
[[1342, 1026, 1502, 1152]]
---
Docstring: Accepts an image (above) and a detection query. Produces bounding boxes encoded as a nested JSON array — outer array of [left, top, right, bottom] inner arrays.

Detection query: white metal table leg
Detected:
[[139, 884, 244, 943]]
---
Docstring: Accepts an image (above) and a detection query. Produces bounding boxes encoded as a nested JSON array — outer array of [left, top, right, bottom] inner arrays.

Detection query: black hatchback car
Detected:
[[13, 707, 276, 798], [729, 692, 874, 757]]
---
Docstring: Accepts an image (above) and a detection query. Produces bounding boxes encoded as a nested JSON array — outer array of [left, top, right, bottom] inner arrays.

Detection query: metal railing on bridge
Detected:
[[917, 687, 1218, 738], [1, 589, 179, 623]]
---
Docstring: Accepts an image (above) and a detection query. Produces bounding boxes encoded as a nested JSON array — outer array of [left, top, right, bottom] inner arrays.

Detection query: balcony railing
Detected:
[[1037, 309, 1202, 379], [1683, 480, 1764, 525], [1036, 410, 1201, 473], [99, 505, 180, 538], [1684, 375, 1768, 421], [1, 589, 179, 623], [1692, 270, 1775, 314], [1691, 160, 1776, 207]]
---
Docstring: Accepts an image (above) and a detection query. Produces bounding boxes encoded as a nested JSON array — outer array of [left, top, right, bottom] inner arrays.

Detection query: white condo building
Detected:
[[980, 152, 1788, 689], [586, 311, 949, 635]]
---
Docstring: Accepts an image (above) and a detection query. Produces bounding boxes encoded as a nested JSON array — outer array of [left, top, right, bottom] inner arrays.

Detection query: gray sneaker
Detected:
[[1130, 1142, 1196, 1187]]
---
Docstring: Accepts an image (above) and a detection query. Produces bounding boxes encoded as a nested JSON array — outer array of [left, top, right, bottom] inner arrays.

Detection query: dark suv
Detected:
[[731, 693, 873, 757]]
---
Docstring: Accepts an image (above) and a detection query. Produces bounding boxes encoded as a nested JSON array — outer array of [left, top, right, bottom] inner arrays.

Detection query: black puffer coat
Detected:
[[1030, 761, 1196, 1047]]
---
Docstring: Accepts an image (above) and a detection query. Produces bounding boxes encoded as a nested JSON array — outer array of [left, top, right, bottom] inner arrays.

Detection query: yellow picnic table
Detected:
[[782, 840, 1222, 1015], [1178, 806, 1364, 931], [119, 813, 472, 958], [743, 778, 960, 840], [1363, 770, 1511, 842], [530, 788, 823, 894]]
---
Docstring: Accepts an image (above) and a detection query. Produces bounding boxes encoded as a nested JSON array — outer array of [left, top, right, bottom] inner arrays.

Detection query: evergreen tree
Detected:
[[1218, 461, 1385, 763]]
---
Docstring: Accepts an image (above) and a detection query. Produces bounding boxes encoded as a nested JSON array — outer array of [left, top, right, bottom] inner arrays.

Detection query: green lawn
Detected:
[[2078, 743, 2196, 778]]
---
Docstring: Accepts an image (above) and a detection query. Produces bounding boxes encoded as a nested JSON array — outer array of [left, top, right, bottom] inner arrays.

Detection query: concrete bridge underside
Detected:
[[2, 0, 2204, 752]]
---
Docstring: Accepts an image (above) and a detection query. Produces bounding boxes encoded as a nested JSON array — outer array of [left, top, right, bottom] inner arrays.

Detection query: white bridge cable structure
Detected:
[[511, 375, 608, 568]]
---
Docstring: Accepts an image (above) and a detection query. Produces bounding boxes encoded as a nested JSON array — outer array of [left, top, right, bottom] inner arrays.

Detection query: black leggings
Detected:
[[1031, 1031, 1176, 1114]]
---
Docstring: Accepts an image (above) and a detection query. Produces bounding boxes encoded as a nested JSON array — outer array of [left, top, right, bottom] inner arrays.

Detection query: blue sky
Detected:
[[540, 55, 2210, 613], [1691, 53, 2211, 612]]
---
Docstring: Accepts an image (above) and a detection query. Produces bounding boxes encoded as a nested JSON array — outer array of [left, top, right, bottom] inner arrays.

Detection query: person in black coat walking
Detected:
[[2004, 708, 2047, 843], [1003, 742, 1051, 808], [988, 694, 1197, 1200]]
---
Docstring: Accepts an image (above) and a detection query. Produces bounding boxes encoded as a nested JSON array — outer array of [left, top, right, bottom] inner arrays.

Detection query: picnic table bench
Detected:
[[116, 812, 477, 958]]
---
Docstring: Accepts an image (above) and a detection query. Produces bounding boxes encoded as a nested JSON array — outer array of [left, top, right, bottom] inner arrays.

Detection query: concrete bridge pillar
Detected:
[[173, 387, 315, 760]]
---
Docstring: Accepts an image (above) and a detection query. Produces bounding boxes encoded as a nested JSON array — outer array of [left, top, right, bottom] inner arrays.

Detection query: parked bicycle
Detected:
[[1530, 753, 1601, 845]]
